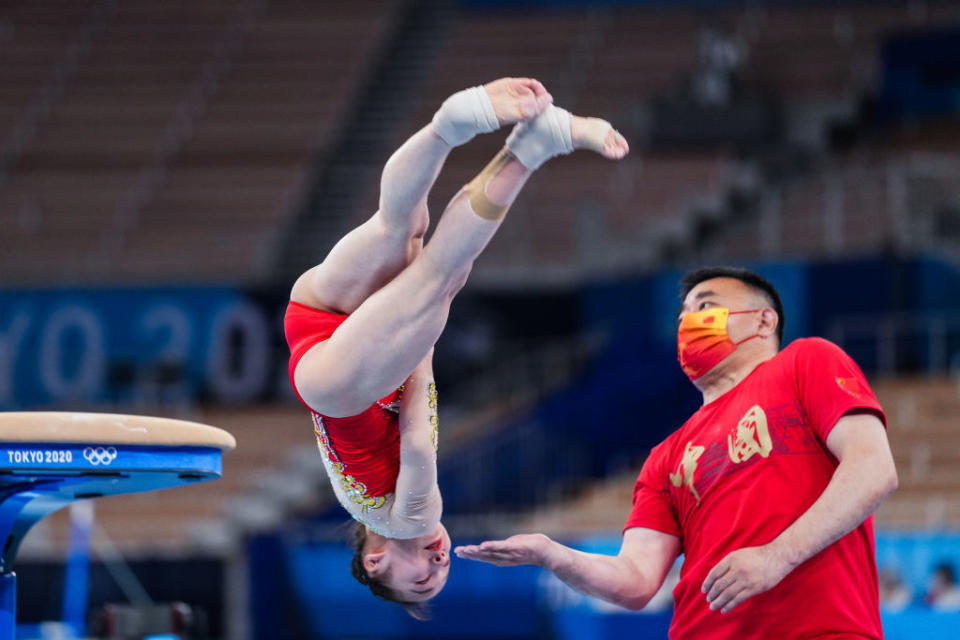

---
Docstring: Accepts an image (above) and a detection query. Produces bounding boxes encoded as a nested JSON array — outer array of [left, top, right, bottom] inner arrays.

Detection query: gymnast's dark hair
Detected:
[[680, 266, 785, 346], [349, 521, 431, 621]]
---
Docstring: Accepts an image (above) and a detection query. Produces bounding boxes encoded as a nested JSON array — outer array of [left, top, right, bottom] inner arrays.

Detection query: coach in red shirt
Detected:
[[456, 266, 898, 639]]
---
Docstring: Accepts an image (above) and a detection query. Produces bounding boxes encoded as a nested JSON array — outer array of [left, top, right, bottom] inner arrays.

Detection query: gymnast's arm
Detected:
[[455, 527, 681, 610], [389, 355, 442, 534]]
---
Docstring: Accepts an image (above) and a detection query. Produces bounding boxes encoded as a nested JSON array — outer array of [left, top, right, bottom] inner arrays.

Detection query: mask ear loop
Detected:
[[727, 309, 765, 346]]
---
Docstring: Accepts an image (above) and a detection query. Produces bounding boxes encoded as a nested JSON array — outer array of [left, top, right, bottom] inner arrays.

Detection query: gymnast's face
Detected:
[[364, 523, 451, 602]]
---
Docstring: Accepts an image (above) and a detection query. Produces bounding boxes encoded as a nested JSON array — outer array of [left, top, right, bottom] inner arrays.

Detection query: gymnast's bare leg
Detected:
[[291, 78, 553, 316], [291, 80, 629, 418]]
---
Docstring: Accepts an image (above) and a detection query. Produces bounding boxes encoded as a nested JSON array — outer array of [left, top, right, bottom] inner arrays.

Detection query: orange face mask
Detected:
[[677, 307, 761, 380]]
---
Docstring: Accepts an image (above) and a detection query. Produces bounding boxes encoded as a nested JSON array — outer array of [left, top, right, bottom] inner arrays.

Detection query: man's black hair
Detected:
[[680, 266, 785, 346]]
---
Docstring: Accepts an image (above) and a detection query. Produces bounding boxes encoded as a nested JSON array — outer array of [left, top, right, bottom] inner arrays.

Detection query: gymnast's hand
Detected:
[[454, 533, 557, 568]]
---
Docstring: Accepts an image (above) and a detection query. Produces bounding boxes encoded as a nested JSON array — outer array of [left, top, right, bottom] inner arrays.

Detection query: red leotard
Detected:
[[284, 301, 401, 502]]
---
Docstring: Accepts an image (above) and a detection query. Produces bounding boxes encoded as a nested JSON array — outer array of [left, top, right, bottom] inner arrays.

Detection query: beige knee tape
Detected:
[[465, 150, 513, 221], [580, 117, 612, 155]]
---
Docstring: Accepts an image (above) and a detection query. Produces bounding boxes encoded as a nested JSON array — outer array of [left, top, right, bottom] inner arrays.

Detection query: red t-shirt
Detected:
[[624, 338, 886, 639], [284, 301, 401, 499]]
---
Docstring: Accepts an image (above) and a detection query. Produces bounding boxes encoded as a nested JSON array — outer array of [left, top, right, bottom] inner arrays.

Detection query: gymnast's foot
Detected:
[[506, 104, 630, 169], [571, 114, 629, 160], [432, 77, 553, 147], [483, 77, 553, 126]]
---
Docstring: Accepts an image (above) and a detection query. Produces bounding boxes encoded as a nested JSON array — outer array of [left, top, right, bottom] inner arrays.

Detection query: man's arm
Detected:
[[455, 527, 681, 610], [702, 412, 898, 613]]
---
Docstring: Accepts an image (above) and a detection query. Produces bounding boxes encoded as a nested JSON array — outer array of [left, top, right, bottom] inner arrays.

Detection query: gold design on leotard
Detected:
[[727, 405, 772, 463], [669, 441, 705, 502], [427, 382, 439, 452], [312, 415, 386, 513], [379, 384, 403, 414]]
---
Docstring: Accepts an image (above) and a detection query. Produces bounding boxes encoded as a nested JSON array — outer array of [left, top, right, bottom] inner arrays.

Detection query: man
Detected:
[[456, 266, 898, 638]]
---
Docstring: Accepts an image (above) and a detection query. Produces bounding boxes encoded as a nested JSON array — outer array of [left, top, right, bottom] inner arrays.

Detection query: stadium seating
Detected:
[[874, 377, 960, 529], [0, 0, 395, 284], [698, 147, 960, 262], [6, 1, 960, 282]]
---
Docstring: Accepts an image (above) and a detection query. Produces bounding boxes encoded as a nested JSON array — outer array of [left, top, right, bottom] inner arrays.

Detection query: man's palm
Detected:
[[455, 533, 552, 567]]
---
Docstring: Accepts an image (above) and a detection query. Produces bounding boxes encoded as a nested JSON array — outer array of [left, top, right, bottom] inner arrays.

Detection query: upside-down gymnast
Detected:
[[283, 77, 629, 617]]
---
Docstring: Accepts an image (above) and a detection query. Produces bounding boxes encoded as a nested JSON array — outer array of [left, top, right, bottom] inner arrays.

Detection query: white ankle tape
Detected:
[[505, 105, 574, 170], [432, 86, 500, 147]]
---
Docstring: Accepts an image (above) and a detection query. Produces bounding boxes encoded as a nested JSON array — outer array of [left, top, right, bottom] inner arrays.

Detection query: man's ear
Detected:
[[364, 549, 387, 576], [759, 308, 779, 338]]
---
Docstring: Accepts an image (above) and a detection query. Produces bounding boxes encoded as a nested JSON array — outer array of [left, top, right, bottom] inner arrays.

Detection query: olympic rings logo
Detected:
[[83, 446, 118, 466]]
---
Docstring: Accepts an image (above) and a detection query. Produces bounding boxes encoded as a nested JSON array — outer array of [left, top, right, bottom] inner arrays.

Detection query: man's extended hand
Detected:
[[455, 533, 556, 568], [701, 545, 794, 614]]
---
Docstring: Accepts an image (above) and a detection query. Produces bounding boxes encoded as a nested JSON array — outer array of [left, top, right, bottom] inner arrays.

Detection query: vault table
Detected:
[[0, 412, 236, 638]]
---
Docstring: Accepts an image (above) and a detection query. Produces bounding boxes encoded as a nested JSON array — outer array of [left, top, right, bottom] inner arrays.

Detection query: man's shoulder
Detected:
[[647, 428, 685, 466], [655, 405, 710, 457], [777, 336, 848, 363]]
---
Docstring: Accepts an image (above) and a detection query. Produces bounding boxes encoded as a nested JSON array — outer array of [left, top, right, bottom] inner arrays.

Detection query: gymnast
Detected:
[[284, 77, 628, 617]]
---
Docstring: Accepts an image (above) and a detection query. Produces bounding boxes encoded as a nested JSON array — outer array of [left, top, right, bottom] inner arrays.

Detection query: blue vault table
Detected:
[[0, 412, 236, 639]]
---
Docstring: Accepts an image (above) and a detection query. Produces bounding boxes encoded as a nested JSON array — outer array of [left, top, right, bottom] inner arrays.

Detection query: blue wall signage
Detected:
[[0, 287, 289, 409]]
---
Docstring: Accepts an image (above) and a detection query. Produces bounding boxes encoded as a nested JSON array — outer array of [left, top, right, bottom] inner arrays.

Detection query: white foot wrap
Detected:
[[580, 117, 613, 155], [505, 104, 574, 170], [432, 86, 500, 147]]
